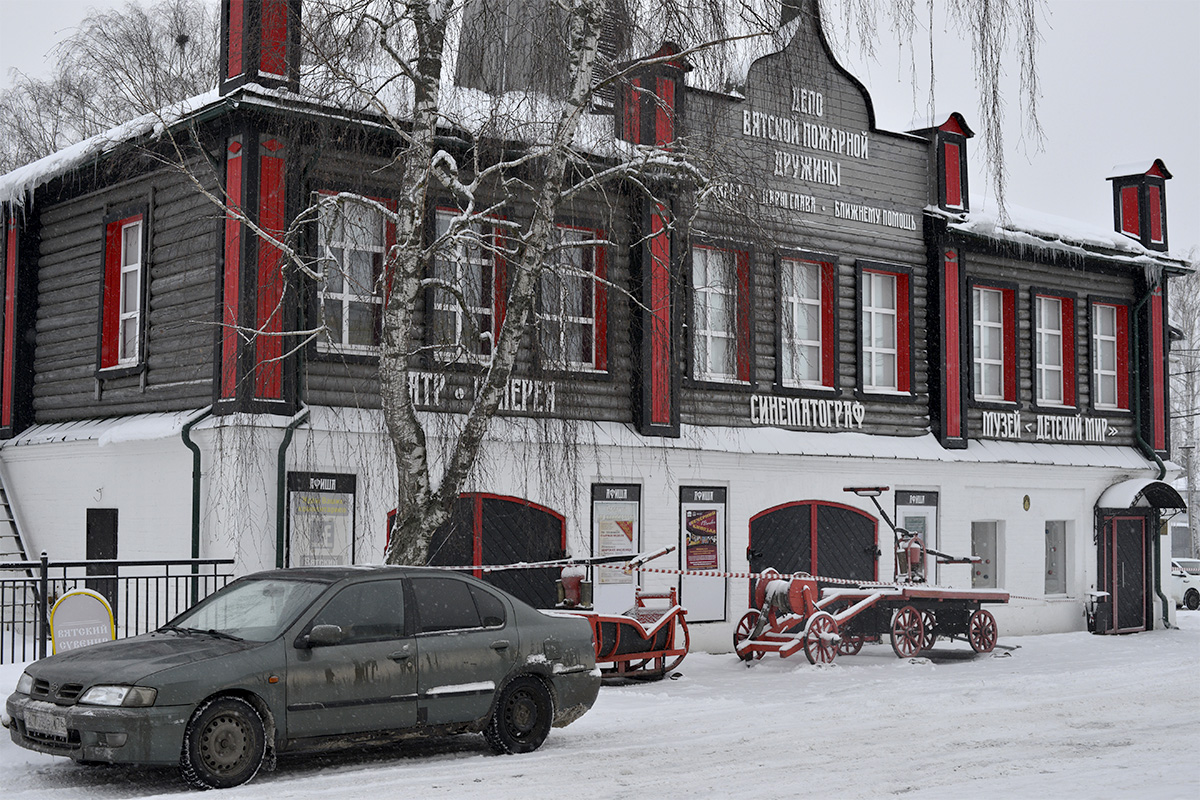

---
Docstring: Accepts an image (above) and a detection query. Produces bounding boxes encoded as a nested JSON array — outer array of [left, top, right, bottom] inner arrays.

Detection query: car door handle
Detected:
[[490, 639, 510, 651], [388, 645, 413, 661]]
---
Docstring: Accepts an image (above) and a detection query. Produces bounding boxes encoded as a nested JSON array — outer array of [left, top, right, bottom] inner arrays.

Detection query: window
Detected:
[[431, 209, 502, 361], [316, 198, 387, 353], [1045, 521, 1067, 595], [310, 580, 407, 644], [411, 576, 505, 633], [539, 226, 606, 371], [1092, 302, 1129, 410], [691, 245, 750, 383], [100, 213, 145, 369], [860, 266, 910, 393], [779, 257, 834, 388], [971, 521, 999, 589], [1034, 293, 1076, 407], [970, 284, 1017, 403]]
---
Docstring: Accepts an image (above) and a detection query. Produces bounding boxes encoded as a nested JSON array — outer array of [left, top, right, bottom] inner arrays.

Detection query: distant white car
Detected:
[[1170, 558, 1200, 610]]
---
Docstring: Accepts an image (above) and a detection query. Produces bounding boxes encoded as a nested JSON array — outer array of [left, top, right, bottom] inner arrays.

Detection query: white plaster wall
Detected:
[[0, 438, 192, 561]]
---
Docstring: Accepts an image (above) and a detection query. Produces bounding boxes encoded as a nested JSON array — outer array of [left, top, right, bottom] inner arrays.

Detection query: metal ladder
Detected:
[[0, 460, 30, 562]]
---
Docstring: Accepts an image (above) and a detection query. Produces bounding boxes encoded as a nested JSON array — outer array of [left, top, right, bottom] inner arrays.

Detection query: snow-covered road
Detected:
[[2, 613, 1197, 799]]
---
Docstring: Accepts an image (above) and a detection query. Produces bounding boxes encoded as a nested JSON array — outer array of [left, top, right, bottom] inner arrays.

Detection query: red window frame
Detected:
[[690, 244, 752, 384], [1090, 301, 1130, 412], [1033, 292, 1077, 408], [1120, 185, 1140, 238], [99, 212, 146, 370], [859, 265, 911, 394], [970, 282, 1018, 403], [778, 255, 835, 389], [943, 140, 963, 210]]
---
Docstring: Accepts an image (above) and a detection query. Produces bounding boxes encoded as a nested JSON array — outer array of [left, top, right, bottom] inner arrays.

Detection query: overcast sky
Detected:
[[0, 0, 1197, 256]]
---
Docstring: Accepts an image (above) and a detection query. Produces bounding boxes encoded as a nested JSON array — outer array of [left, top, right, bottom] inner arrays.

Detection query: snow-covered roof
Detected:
[[0, 410, 204, 448], [1107, 159, 1172, 180], [0, 89, 223, 210], [933, 203, 1192, 269]]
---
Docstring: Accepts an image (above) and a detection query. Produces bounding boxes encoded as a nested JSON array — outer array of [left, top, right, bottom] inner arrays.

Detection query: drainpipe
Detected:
[[1130, 282, 1172, 628], [275, 406, 310, 569], [181, 406, 213, 605]]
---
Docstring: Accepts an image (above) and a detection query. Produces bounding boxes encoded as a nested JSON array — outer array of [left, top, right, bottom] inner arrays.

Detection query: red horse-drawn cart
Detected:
[[733, 487, 1010, 664], [554, 551, 690, 681]]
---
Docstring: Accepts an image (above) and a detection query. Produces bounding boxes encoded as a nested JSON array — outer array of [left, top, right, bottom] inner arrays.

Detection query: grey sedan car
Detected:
[[4, 566, 599, 789]]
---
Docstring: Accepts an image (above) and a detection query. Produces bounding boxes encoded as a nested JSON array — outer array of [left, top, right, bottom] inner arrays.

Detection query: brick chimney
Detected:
[[220, 0, 302, 95], [1107, 159, 1171, 251]]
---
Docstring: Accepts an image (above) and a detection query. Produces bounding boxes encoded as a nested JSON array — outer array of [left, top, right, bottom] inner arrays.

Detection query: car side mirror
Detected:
[[301, 624, 345, 648]]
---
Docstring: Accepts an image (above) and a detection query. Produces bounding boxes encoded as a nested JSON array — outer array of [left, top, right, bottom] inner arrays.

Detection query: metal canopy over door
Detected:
[[748, 501, 878, 603], [1097, 513, 1149, 633], [428, 494, 566, 608]]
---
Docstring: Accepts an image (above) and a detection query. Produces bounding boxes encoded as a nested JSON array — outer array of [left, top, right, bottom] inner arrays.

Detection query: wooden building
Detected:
[[0, 0, 1189, 648]]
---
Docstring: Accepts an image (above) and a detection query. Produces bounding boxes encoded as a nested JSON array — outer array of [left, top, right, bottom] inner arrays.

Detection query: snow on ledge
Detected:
[[0, 409, 206, 448]]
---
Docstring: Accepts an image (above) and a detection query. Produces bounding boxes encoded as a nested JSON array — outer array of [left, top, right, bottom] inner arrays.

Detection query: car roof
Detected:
[[241, 565, 478, 582]]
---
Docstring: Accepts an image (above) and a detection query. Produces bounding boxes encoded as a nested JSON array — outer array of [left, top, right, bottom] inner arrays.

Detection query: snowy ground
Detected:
[[2, 613, 1197, 799]]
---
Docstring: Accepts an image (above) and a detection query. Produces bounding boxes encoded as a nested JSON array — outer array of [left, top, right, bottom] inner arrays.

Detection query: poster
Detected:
[[288, 472, 357, 567], [685, 509, 719, 569], [591, 484, 641, 612], [679, 486, 727, 622]]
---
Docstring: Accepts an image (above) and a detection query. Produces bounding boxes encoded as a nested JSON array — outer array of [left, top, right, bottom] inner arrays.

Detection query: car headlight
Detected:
[[15, 673, 33, 695], [78, 685, 157, 707]]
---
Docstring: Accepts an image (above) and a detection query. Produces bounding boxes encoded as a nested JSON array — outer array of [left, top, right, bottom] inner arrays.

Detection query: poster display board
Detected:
[[288, 472, 357, 567], [895, 490, 939, 582], [591, 484, 640, 613], [679, 486, 728, 622]]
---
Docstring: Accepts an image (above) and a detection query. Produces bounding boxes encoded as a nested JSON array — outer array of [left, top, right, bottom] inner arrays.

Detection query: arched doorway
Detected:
[[748, 501, 879, 600], [427, 493, 567, 608]]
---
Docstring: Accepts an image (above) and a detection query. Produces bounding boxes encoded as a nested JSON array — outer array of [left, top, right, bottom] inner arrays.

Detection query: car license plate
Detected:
[[24, 708, 67, 737]]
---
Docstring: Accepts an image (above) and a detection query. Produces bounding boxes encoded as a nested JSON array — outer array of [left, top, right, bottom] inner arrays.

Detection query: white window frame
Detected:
[[861, 270, 898, 391], [1092, 303, 1120, 410], [973, 287, 1005, 401], [691, 245, 739, 383], [539, 226, 599, 371], [1036, 296, 1065, 405], [780, 258, 823, 387], [432, 209, 497, 363], [117, 219, 143, 365], [317, 199, 386, 354]]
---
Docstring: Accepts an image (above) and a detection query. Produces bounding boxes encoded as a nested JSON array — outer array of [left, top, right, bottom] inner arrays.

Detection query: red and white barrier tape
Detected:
[[594, 562, 898, 587]]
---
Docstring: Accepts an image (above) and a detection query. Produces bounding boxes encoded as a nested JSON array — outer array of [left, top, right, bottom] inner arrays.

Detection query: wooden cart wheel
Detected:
[[968, 609, 998, 653], [836, 635, 864, 656], [733, 611, 763, 661], [803, 611, 839, 665], [920, 610, 938, 651], [662, 614, 690, 673], [890, 605, 925, 658]]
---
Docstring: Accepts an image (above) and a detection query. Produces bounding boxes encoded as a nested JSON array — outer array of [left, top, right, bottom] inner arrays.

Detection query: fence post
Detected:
[[38, 551, 49, 660]]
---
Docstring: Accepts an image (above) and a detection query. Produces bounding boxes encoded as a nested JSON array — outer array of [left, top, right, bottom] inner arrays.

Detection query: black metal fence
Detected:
[[0, 555, 235, 665]]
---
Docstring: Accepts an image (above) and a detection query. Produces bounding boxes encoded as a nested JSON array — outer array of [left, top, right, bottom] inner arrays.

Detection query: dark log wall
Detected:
[[298, 151, 636, 424], [955, 244, 1141, 448], [31, 164, 219, 420], [677, 15, 932, 437]]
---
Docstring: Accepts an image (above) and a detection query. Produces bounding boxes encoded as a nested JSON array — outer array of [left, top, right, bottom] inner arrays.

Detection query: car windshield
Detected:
[[165, 577, 329, 642], [1175, 559, 1200, 575]]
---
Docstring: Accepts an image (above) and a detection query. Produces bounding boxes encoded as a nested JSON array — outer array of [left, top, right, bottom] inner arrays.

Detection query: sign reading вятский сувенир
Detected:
[[50, 590, 115, 654]]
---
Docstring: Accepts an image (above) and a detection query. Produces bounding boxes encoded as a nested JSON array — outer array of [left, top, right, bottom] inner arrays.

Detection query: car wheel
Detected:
[[180, 696, 266, 789], [1186, 589, 1200, 611], [484, 676, 553, 755]]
